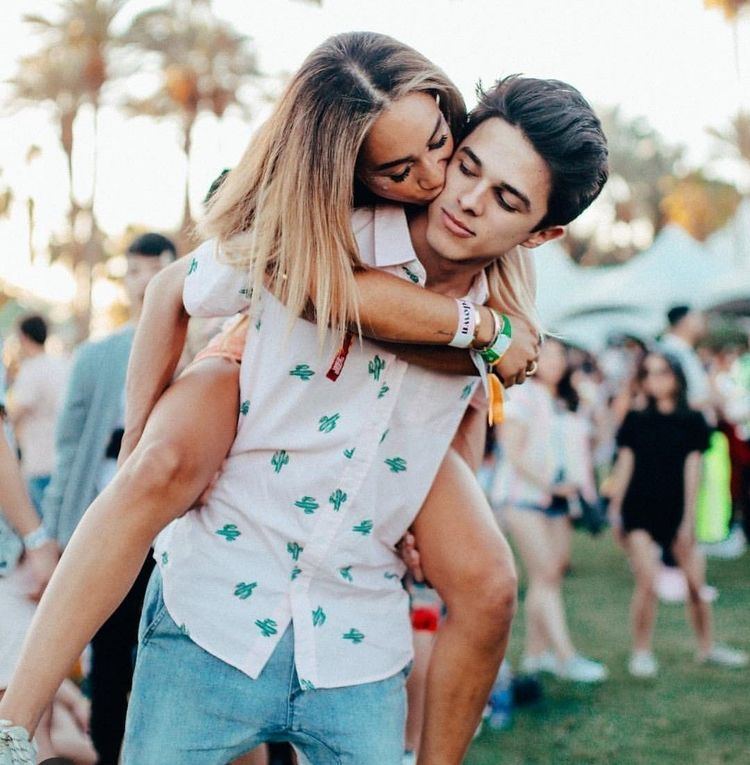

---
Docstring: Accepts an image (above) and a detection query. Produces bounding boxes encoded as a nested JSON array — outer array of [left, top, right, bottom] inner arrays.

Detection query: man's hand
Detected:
[[496, 315, 540, 388], [25, 540, 60, 601]]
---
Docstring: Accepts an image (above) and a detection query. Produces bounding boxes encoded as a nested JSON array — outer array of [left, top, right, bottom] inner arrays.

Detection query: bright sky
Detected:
[[0, 0, 748, 294]]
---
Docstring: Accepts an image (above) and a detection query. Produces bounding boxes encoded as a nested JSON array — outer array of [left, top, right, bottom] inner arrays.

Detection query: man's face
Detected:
[[425, 117, 562, 266], [124, 252, 172, 313]]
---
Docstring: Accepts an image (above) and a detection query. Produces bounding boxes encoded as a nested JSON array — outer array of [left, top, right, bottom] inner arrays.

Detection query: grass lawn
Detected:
[[466, 532, 750, 765]]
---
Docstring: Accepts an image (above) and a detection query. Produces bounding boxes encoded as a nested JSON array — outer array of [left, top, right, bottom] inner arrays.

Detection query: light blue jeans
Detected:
[[122, 569, 408, 764]]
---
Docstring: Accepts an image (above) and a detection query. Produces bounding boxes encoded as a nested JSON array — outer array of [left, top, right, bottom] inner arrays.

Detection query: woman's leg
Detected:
[[504, 508, 576, 662], [672, 537, 713, 655], [624, 530, 660, 653], [411, 449, 517, 765], [0, 358, 239, 736]]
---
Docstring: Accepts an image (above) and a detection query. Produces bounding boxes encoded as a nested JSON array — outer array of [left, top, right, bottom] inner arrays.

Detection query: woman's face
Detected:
[[536, 339, 568, 387], [358, 92, 454, 205], [641, 354, 677, 401]]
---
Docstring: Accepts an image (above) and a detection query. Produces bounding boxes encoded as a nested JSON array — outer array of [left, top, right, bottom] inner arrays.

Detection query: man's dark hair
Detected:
[[667, 304, 691, 327], [465, 75, 608, 230], [127, 232, 177, 260], [18, 314, 48, 346]]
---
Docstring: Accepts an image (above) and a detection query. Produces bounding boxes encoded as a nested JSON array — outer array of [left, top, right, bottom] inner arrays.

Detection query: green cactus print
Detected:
[[234, 581, 258, 600], [312, 606, 326, 627], [290, 364, 315, 381], [161, 551, 169, 566], [461, 383, 475, 400], [339, 565, 353, 582], [291, 566, 302, 580], [271, 450, 290, 473], [342, 628, 365, 644], [179, 623, 190, 636], [378, 384, 389, 399], [255, 318, 262, 331], [343, 447, 356, 459], [240, 400, 250, 415], [239, 287, 251, 298], [384, 571, 400, 581], [384, 457, 407, 473], [287, 542, 304, 561], [294, 496, 319, 514], [402, 265, 420, 284], [216, 524, 241, 542], [368, 355, 386, 381], [299, 679, 316, 691], [352, 520, 374, 536], [318, 413, 340, 433], [380, 429, 389, 444], [329, 488, 348, 512], [187, 257, 198, 275], [255, 618, 278, 638]]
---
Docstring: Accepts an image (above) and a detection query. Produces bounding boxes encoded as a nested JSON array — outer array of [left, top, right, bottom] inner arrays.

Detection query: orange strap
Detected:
[[488, 373, 505, 426]]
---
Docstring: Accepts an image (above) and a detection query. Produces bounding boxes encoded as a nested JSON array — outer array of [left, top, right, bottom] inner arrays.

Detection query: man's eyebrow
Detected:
[[373, 114, 443, 171], [459, 146, 532, 212]]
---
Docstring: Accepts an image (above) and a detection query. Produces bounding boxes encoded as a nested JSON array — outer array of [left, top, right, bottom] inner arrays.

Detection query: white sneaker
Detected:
[[520, 651, 556, 674], [628, 651, 659, 678], [554, 654, 609, 683], [698, 643, 749, 668], [0, 721, 36, 765]]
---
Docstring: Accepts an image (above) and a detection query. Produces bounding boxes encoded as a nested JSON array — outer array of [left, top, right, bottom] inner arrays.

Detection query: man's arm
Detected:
[[41, 346, 95, 537], [119, 259, 190, 463]]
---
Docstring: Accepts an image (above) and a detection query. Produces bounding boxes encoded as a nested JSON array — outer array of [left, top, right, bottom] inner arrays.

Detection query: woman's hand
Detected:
[[496, 315, 540, 388], [398, 530, 424, 583], [25, 540, 60, 601], [673, 519, 695, 558]]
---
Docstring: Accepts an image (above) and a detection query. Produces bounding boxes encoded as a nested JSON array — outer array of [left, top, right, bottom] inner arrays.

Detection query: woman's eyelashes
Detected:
[[429, 133, 449, 151], [389, 166, 412, 183]]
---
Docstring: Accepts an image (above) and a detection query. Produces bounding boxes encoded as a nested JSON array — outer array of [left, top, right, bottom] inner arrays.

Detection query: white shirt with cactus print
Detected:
[[154, 205, 488, 690]]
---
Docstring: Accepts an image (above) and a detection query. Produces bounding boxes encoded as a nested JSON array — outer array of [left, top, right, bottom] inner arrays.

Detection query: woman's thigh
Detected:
[[410, 449, 515, 605], [625, 530, 660, 585]]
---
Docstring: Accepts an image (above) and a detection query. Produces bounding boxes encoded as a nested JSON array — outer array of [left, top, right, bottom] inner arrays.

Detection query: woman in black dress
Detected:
[[609, 350, 747, 678]]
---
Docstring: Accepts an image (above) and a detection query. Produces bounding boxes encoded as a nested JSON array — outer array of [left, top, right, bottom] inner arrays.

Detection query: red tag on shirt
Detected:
[[327, 332, 354, 381]]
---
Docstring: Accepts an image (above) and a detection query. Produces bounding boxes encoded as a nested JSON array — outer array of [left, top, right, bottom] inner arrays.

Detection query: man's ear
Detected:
[[521, 226, 565, 249]]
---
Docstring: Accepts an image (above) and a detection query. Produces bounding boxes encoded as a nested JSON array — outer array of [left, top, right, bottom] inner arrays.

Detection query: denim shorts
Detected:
[[121, 568, 408, 764]]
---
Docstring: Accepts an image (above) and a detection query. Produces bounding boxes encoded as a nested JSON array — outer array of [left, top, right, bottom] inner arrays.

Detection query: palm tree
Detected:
[[8, 0, 127, 336], [122, 0, 260, 246], [704, 1, 750, 78]]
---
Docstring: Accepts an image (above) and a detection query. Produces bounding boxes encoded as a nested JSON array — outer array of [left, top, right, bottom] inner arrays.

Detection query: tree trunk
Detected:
[[178, 111, 197, 254]]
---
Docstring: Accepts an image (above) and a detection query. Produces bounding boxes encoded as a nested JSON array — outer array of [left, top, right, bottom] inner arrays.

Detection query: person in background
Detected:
[[491, 338, 608, 683], [6, 315, 68, 514], [608, 350, 747, 677], [41, 233, 176, 765]]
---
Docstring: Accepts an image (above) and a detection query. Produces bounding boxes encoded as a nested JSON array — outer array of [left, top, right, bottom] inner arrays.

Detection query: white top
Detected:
[[490, 380, 597, 509], [11, 354, 69, 478], [661, 333, 711, 409], [154, 205, 488, 690]]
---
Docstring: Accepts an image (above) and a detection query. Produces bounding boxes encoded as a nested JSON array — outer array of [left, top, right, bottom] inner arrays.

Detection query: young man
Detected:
[[7, 315, 68, 513], [42, 233, 176, 765], [0, 76, 607, 765], [120, 76, 605, 764]]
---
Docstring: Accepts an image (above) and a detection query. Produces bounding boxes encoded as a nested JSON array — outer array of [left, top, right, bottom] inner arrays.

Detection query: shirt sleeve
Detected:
[[616, 411, 638, 449], [182, 239, 252, 318]]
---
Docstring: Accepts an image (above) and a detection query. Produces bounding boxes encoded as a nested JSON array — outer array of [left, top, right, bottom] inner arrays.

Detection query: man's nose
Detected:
[[458, 184, 484, 215]]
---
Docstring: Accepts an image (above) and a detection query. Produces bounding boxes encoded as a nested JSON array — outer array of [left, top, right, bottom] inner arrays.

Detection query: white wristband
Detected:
[[23, 524, 51, 551], [449, 300, 475, 348]]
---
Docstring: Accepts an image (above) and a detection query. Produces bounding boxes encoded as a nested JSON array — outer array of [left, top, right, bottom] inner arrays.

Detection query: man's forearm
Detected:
[[121, 260, 190, 458], [378, 342, 478, 375]]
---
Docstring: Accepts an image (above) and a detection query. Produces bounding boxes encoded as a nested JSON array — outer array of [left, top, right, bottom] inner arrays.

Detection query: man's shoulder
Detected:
[[75, 326, 134, 365]]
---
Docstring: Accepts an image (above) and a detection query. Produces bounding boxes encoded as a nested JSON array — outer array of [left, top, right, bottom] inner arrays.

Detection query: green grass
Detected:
[[466, 533, 750, 765]]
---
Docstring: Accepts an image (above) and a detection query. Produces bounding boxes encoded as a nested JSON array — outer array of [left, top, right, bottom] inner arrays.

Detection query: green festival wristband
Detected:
[[478, 311, 512, 366]]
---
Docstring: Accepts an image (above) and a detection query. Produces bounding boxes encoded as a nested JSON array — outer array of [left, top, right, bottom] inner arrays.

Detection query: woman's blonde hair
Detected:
[[200, 32, 466, 338]]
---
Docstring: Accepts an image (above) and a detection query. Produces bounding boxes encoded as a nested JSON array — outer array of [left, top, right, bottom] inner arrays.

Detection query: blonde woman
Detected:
[[0, 34, 608, 765]]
